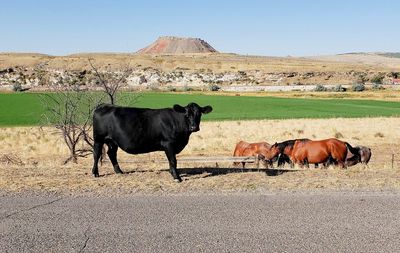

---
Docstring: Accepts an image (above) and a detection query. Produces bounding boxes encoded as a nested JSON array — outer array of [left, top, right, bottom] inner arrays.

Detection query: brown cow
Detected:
[[263, 139, 311, 168], [233, 141, 271, 168], [291, 138, 351, 168]]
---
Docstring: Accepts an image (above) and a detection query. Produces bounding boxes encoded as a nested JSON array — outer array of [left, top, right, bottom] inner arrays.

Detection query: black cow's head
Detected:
[[173, 103, 213, 132]]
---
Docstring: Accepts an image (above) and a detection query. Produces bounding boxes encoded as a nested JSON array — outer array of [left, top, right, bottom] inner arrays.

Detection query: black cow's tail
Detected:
[[345, 142, 359, 155]]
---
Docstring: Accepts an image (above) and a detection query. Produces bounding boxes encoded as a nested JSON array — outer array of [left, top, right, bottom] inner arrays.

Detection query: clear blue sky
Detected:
[[1, 0, 399, 56]]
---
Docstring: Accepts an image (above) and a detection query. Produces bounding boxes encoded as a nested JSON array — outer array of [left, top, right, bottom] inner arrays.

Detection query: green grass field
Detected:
[[0, 92, 399, 126]]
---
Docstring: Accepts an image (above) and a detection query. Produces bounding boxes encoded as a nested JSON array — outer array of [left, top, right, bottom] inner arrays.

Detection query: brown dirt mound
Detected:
[[137, 36, 218, 54]]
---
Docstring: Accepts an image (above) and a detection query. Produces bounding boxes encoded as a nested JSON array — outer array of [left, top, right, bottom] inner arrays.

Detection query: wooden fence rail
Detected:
[[105, 154, 400, 170], [107, 156, 261, 168]]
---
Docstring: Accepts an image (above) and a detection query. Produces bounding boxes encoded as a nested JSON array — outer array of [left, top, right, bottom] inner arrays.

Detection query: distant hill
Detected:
[[306, 52, 400, 68], [137, 36, 218, 54], [377, 52, 400, 59]]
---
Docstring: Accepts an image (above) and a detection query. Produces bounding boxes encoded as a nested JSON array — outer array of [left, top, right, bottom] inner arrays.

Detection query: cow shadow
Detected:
[[178, 167, 296, 178], [98, 166, 297, 178]]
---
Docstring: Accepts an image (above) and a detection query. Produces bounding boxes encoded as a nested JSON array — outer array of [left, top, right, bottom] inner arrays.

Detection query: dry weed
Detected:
[[0, 154, 24, 166]]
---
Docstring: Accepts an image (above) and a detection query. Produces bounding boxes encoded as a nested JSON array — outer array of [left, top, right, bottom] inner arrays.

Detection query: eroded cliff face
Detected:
[[0, 65, 396, 91]]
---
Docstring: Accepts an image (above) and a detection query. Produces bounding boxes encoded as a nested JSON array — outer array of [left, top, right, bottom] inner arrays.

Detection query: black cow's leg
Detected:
[[164, 147, 182, 182], [277, 154, 284, 168], [106, 141, 123, 174], [92, 141, 103, 177], [304, 158, 310, 168]]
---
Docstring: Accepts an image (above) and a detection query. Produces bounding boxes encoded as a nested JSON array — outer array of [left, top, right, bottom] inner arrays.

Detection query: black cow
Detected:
[[92, 102, 212, 182]]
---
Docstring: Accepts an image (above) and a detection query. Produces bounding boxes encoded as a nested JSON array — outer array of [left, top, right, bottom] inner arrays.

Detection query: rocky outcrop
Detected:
[[0, 66, 398, 91]]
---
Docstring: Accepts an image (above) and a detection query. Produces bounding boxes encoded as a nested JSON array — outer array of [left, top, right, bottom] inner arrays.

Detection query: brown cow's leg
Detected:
[[304, 158, 310, 168], [296, 155, 307, 169], [337, 160, 346, 169], [333, 149, 346, 169]]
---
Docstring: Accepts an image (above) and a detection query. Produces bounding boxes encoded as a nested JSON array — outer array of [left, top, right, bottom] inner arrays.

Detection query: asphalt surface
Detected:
[[1, 191, 400, 253]]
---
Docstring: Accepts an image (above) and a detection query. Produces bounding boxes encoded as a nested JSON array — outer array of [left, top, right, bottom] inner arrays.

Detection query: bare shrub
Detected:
[[334, 132, 344, 139], [182, 84, 193, 92], [372, 83, 384, 90], [147, 83, 161, 91], [352, 83, 365, 92], [209, 84, 221, 91], [0, 154, 24, 166], [40, 60, 140, 164], [12, 82, 23, 92], [370, 73, 384, 84], [167, 86, 177, 92], [88, 59, 139, 105], [39, 85, 101, 164], [333, 84, 346, 92], [313, 84, 327, 92]]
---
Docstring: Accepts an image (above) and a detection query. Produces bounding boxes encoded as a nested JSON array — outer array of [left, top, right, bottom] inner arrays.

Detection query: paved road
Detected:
[[1, 191, 400, 252]]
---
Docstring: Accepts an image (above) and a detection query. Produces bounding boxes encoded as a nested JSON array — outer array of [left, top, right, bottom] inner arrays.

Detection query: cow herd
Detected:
[[233, 138, 371, 169], [91, 102, 371, 182]]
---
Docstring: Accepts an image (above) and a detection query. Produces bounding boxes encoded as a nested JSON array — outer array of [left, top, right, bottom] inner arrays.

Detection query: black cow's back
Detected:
[[93, 104, 190, 154]]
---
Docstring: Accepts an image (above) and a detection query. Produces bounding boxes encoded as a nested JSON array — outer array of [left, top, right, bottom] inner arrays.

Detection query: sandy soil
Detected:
[[0, 117, 399, 194]]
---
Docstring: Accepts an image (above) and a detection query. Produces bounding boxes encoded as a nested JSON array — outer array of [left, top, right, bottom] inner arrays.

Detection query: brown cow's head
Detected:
[[263, 142, 282, 161]]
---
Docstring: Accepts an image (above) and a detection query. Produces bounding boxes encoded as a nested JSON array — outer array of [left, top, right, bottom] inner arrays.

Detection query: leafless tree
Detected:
[[40, 85, 102, 164], [88, 58, 138, 105], [40, 60, 140, 164]]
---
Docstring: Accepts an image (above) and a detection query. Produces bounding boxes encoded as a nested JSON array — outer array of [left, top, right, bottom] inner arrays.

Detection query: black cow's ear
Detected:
[[173, 104, 186, 113], [201, 105, 213, 114]]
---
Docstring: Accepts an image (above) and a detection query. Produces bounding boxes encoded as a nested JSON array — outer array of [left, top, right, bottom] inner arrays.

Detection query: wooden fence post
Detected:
[[392, 154, 394, 169], [256, 155, 260, 170]]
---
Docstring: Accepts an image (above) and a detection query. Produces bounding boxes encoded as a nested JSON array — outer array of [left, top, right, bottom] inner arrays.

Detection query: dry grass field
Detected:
[[1, 52, 399, 73], [1, 117, 399, 195]]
